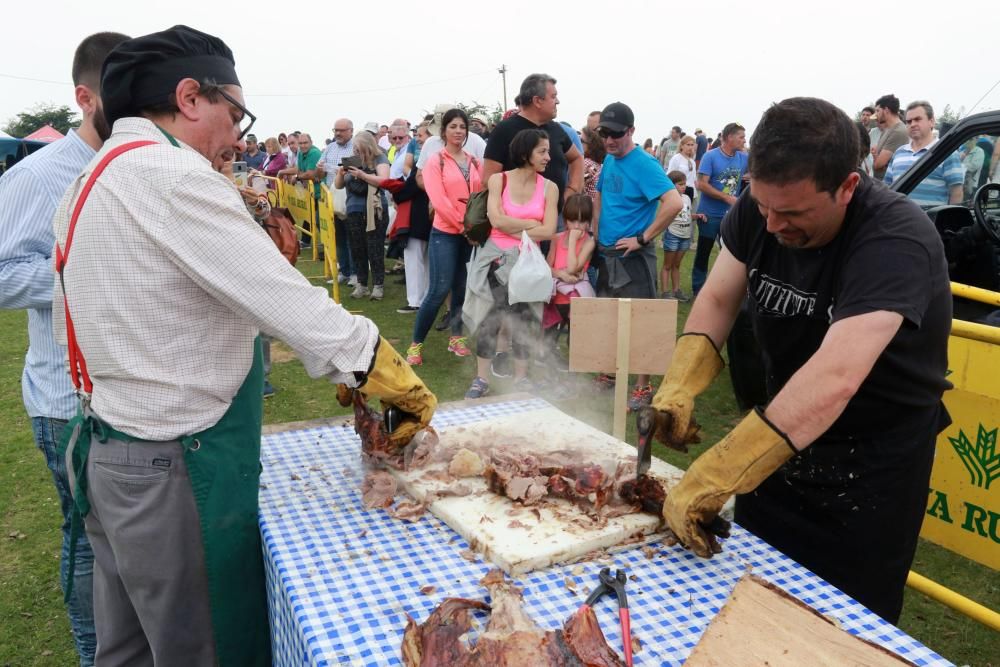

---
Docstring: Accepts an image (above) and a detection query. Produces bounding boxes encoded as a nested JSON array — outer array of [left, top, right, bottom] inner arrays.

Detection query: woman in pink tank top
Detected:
[[463, 129, 558, 399]]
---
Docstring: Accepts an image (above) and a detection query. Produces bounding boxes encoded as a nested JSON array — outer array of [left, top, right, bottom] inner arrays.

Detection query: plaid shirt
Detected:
[[53, 118, 378, 440]]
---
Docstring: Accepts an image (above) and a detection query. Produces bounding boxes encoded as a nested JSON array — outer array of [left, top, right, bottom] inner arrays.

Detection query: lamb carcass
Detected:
[[401, 569, 625, 666]]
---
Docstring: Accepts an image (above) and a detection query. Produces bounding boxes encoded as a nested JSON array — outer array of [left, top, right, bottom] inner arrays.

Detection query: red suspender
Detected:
[[54, 141, 156, 395]]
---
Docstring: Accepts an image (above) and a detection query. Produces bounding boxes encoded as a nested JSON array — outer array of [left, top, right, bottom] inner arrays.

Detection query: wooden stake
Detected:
[[613, 299, 632, 440]]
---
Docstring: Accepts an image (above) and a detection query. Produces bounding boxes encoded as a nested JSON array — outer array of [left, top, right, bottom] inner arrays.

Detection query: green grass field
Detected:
[[1, 252, 997, 666]]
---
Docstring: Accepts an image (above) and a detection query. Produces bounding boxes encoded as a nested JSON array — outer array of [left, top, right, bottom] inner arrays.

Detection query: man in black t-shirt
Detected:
[[648, 97, 952, 623], [483, 73, 583, 208]]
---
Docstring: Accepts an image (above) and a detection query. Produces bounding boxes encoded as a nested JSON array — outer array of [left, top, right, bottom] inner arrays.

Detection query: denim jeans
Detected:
[[691, 214, 723, 296], [32, 416, 96, 666], [412, 228, 472, 342]]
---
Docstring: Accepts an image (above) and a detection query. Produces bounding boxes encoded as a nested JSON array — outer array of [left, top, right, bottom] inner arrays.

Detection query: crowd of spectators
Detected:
[[233, 80, 1000, 407]]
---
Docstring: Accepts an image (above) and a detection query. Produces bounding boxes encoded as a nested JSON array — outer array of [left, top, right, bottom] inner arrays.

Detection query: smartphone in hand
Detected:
[[340, 156, 362, 171]]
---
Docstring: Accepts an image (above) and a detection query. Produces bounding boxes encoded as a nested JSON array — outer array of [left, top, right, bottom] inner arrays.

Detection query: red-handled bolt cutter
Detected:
[[582, 567, 634, 666]]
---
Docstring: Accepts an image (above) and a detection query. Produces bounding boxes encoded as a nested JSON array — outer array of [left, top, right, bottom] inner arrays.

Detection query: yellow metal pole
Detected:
[[309, 185, 318, 263], [951, 281, 1000, 306], [906, 570, 1000, 632], [951, 319, 1000, 346]]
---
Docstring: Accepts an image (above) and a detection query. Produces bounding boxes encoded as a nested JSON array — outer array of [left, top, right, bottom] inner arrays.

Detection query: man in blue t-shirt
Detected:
[[594, 102, 682, 409], [692, 122, 748, 295]]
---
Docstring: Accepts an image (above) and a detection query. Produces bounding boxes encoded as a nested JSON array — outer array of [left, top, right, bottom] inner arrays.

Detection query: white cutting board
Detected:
[[390, 406, 685, 575]]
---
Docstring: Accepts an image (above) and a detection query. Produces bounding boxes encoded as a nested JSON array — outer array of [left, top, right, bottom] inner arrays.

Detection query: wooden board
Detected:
[[568, 297, 677, 375], [684, 574, 915, 666], [389, 406, 685, 575]]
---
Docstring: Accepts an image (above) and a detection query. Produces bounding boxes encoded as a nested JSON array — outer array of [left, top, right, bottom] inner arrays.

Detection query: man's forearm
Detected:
[[949, 184, 963, 204], [482, 159, 503, 183], [0, 258, 55, 311], [763, 310, 903, 449], [873, 149, 893, 171], [566, 155, 584, 196]]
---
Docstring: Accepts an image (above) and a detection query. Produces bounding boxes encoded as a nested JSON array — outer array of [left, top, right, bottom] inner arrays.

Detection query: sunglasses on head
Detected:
[[598, 127, 627, 139]]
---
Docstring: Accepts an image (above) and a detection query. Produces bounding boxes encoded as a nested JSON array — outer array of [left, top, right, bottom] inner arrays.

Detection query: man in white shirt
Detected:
[[316, 118, 357, 284], [52, 26, 435, 665], [0, 32, 130, 666]]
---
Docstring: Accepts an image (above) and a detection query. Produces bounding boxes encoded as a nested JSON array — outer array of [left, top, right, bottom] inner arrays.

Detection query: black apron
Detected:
[[734, 222, 943, 624]]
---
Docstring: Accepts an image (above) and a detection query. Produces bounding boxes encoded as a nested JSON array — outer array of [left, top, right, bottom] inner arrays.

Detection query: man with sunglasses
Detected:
[[593, 102, 682, 410], [51, 26, 435, 665]]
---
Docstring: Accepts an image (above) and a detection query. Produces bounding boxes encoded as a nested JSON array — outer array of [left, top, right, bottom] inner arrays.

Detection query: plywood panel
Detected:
[[685, 574, 915, 666], [569, 298, 677, 375]]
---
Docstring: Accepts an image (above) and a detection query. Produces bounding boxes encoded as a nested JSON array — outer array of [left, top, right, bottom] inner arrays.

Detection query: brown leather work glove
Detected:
[[338, 337, 437, 449], [650, 333, 725, 451], [662, 408, 797, 557]]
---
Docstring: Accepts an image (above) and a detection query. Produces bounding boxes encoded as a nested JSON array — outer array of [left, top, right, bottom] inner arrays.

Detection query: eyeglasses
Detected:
[[391, 135, 407, 141], [598, 128, 627, 139], [216, 88, 256, 141]]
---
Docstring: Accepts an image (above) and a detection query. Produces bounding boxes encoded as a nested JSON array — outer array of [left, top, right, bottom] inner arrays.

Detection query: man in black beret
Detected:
[[53, 25, 436, 666]]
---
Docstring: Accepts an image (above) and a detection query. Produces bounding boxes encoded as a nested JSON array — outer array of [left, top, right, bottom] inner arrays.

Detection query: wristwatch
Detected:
[[636, 233, 650, 247]]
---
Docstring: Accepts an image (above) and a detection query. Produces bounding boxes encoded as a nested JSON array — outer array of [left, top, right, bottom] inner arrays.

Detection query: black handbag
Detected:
[[346, 172, 370, 196]]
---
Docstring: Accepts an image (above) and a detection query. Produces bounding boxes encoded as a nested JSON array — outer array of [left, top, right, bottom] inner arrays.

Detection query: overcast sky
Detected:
[[3, 0, 996, 145]]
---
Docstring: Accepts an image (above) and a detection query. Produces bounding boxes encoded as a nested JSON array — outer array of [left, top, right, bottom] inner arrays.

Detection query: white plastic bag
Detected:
[[332, 187, 347, 217], [508, 231, 552, 304]]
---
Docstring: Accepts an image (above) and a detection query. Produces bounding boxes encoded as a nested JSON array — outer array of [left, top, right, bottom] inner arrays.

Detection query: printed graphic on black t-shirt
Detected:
[[721, 174, 952, 436], [748, 268, 820, 319]]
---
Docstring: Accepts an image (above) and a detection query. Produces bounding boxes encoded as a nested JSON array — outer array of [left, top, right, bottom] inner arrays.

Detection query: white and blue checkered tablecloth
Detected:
[[259, 398, 952, 666]]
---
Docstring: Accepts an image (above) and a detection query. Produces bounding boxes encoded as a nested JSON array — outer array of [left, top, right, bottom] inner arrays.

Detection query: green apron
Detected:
[[180, 336, 271, 666], [62, 339, 270, 665], [58, 131, 271, 664]]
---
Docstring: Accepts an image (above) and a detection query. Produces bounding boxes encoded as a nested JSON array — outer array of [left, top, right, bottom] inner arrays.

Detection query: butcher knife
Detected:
[[635, 407, 656, 480], [635, 406, 732, 539]]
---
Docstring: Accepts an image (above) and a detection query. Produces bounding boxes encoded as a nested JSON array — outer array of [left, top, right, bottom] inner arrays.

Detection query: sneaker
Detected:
[[512, 376, 535, 394], [434, 310, 451, 331], [370, 285, 384, 301], [405, 342, 424, 365], [338, 274, 350, 284], [465, 376, 490, 399], [660, 291, 675, 300], [448, 336, 472, 357], [627, 384, 654, 412], [347, 275, 359, 287], [350, 285, 370, 299], [673, 289, 690, 303], [593, 373, 616, 390], [396, 305, 419, 314], [490, 351, 513, 378], [262, 380, 276, 398]]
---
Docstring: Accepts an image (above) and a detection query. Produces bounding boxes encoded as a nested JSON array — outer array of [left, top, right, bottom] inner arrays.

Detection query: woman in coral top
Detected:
[[406, 108, 483, 365], [464, 129, 558, 399]]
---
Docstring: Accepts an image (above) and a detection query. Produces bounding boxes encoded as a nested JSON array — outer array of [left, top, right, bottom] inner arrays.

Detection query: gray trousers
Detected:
[[85, 435, 216, 666]]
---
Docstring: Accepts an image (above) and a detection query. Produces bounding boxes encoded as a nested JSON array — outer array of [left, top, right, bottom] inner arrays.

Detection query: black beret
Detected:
[[101, 25, 241, 126]]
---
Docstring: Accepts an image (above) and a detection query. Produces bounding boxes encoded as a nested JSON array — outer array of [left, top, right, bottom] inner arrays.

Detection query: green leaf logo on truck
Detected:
[[948, 425, 1000, 490]]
